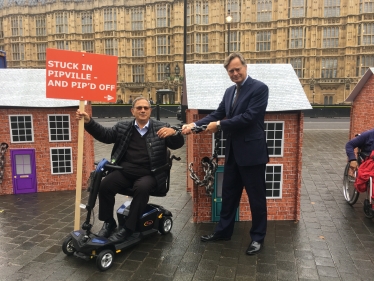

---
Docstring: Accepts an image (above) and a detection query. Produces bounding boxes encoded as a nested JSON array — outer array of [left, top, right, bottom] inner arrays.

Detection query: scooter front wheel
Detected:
[[159, 216, 173, 235], [62, 235, 76, 256], [96, 249, 114, 271]]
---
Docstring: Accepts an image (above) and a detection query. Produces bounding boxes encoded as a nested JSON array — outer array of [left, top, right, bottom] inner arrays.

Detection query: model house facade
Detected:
[[0, 69, 94, 195], [184, 64, 312, 222]]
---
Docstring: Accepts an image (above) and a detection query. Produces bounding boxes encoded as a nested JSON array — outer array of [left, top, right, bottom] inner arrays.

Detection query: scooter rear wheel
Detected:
[[62, 236, 75, 256], [96, 249, 114, 271], [159, 216, 173, 235]]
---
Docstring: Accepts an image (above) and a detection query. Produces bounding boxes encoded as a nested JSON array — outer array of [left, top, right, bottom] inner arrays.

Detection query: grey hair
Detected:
[[223, 52, 247, 69], [132, 97, 151, 107]]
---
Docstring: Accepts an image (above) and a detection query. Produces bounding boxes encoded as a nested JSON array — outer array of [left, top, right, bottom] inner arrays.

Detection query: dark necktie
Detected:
[[232, 85, 241, 108]]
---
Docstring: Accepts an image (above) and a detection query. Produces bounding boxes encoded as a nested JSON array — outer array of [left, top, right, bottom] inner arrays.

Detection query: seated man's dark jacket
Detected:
[[84, 118, 184, 195]]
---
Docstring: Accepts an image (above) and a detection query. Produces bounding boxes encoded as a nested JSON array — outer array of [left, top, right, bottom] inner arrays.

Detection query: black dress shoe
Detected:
[[108, 228, 129, 243], [97, 222, 117, 238], [246, 241, 263, 255], [200, 232, 231, 242]]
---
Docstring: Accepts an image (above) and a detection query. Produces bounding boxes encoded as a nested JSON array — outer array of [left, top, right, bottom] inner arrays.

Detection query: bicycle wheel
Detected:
[[343, 163, 359, 205]]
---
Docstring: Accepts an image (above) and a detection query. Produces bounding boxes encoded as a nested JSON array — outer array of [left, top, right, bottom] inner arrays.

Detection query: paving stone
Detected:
[[3, 119, 374, 280]]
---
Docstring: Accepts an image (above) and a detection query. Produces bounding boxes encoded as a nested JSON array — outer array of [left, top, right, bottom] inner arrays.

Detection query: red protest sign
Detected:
[[46, 49, 118, 102]]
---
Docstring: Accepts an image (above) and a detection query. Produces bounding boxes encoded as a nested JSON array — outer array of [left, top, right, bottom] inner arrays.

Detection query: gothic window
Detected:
[[290, 58, 303, 78], [256, 31, 271, 51], [11, 16, 23, 36], [103, 8, 117, 31], [257, 0, 272, 22], [55, 12, 68, 34], [290, 0, 305, 18], [35, 16, 46, 36], [132, 65, 145, 83], [324, 0, 340, 17], [323, 27, 339, 48], [81, 12, 93, 33], [131, 7, 144, 31], [157, 36, 170, 55], [321, 58, 338, 78], [132, 38, 144, 57], [289, 27, 304, 48]]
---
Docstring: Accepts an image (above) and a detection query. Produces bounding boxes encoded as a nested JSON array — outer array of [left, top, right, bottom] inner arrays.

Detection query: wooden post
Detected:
[[74, 100, 85, 230]]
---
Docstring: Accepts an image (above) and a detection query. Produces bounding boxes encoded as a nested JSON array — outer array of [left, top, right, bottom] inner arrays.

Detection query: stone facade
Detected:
[[0, 0, 373, 105]]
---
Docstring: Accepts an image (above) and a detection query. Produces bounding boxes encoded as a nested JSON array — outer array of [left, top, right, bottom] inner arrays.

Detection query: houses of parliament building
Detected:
[[0, 0, 373, 105]]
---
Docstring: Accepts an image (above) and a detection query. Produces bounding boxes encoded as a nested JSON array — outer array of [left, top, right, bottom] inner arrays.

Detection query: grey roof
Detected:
[[1, 69, 80, 107], [345, 67, 374, 102], [185, 64, 312, 111]]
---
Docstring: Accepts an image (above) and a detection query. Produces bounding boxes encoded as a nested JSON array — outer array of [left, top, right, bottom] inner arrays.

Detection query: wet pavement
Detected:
[[1, 117, 374, 280]]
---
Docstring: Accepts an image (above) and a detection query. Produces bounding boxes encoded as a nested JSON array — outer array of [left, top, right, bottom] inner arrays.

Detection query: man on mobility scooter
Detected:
[[76, 97, 184, 242]]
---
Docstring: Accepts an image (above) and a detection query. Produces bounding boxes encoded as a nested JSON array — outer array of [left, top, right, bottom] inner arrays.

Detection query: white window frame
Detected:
[[266, 164, 283, 199], [50, 147, 73, 174], [9, 115, 34, 143], [265, 121, 284, 157], [213, 121, 284, 158], [48, 114, 71, 142]]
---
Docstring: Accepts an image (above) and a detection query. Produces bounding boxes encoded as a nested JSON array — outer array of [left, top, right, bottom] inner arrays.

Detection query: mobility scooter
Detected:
[[61, 150, 180, 271]]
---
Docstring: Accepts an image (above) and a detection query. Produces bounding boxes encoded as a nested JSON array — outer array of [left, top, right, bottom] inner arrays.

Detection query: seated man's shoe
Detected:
[[246, 241, 263, 255], [108, 228, 129, 243], [201, 232, 231, 242], [97, 222, 117, 238]]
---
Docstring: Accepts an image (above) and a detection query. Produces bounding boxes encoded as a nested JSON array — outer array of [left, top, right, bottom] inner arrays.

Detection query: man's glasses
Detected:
[[135, 106, 150, 111]]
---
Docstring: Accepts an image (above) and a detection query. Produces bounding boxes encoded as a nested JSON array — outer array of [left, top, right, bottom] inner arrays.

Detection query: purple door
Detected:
[[11, 149, 37, 194]]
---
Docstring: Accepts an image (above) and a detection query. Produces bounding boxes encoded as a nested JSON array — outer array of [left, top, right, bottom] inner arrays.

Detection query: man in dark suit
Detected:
[[182, 52, 269, 255]]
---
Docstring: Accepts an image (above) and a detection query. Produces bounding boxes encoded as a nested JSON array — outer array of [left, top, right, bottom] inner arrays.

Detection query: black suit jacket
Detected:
[[196, 76, 269, 166]]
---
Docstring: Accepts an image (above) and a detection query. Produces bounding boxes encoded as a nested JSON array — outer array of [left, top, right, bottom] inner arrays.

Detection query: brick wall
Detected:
[[186, 109, 303, 222], [349, 75, 374, 139], [0, 105, 94, 195]]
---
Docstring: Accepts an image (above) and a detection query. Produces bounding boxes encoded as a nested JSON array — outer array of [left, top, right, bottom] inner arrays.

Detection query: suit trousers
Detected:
[[215, 147, 267, 242], [98, 170, 156, 232]]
